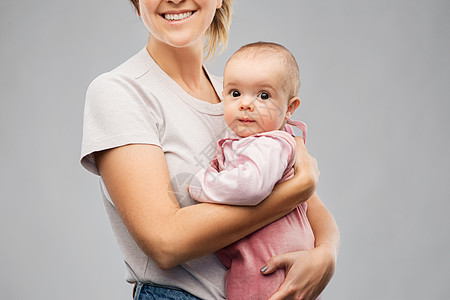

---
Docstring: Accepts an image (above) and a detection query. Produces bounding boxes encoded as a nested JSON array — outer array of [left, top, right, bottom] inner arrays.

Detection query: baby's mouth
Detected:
[[238, 118, 255, 123]]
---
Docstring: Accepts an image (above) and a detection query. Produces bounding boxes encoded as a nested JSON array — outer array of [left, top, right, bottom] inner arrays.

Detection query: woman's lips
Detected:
[[162, 11, 195, 21]]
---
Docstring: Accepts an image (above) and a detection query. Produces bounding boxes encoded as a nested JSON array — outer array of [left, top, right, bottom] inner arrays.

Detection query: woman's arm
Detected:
[[306, 193, 340, 257], [95, 141, 318, 270]]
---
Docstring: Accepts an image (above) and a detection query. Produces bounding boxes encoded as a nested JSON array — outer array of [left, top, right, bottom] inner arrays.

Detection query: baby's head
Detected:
[[222, 42, 301, 137]]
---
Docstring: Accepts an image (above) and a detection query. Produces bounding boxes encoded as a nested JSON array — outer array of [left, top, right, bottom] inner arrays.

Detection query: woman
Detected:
[[80, 0, 339, 299]]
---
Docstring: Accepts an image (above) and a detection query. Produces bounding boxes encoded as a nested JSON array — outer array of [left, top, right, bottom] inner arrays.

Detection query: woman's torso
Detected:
[[81, 48, 228, 299]]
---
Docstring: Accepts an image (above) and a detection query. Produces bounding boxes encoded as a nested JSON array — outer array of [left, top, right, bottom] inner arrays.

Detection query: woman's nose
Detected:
[[168, 0, 184, 4]]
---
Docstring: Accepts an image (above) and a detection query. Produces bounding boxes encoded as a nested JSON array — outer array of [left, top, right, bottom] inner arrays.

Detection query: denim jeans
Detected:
[[133, 282, 202, 300]]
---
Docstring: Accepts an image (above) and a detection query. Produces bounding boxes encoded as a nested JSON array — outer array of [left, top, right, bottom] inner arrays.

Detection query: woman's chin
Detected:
[[160, 32, 204, 50]]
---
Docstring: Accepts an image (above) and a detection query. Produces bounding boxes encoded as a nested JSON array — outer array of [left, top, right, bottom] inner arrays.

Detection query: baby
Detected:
[[189, 42, 316, 300]]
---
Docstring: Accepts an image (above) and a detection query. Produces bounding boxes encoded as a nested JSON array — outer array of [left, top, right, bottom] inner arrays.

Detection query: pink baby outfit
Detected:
[[189, 120, 317, 300]]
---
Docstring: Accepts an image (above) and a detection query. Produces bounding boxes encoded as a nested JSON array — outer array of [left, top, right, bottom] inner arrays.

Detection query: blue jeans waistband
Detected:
[[133, 282, 202, 300]]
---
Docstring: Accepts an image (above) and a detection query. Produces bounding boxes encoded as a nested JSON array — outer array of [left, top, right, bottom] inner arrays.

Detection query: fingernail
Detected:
[[260, 266, 268, 273]]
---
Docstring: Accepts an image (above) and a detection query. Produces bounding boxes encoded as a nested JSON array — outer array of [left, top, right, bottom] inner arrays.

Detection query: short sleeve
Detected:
[[80, 73, 161, 175]]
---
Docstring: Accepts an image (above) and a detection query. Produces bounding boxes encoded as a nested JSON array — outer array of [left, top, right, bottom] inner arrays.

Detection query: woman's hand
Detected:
[[261, 245, 336, 300], [291, 136, 320, 202]]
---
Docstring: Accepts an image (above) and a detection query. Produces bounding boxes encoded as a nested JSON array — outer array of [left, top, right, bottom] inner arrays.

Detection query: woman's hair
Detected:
[[129, 0, 233, 60], [130, 0, 139, 12]]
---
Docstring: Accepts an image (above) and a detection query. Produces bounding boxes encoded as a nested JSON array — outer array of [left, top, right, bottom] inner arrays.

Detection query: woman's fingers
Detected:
[[262, 253, 300, 300], [260, 252, 290, 275], [263, 248, 335, 300], [293, 136, 320, 189]]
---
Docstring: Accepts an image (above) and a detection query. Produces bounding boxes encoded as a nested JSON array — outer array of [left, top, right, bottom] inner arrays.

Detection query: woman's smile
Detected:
[[139, 0, 221, 49], [162, 11, 196, 22]]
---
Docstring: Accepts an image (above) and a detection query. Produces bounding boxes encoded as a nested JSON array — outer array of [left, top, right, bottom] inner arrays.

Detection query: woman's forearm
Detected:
[[96, 144, 316, 270], [306, 193, 340, 256], [160, 174, 315, 268]]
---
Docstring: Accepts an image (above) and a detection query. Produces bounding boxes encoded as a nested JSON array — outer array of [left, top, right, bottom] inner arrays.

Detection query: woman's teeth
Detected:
[[164, 11, 193, 21]]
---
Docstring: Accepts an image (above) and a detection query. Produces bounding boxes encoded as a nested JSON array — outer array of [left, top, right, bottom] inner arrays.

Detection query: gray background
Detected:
[[1, 0, 449, 299]]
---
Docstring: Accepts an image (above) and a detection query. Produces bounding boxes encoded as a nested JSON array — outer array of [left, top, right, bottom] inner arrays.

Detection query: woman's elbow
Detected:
[[136, 234, 182, 270], [151, 248, 178, 270], [154, 255, 179, 271]]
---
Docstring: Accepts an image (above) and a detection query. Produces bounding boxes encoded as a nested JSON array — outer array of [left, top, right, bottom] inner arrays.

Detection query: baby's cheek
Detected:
[[262, 109, 285, 130], [223, 104, 235, 126]]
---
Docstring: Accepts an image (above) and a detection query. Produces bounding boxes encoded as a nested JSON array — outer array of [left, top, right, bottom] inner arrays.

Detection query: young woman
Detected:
[[80, 1, 339, 299]]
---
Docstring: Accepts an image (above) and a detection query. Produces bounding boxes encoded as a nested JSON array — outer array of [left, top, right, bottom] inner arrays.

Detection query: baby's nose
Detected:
[[239, 98, 254, 111]]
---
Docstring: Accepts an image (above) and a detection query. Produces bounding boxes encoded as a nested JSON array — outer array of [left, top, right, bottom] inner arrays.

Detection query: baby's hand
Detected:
[[293, 136, 319, 191]]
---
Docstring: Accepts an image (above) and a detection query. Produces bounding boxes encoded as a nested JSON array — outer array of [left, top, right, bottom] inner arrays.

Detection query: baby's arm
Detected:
[[189, 135, 295, 206]]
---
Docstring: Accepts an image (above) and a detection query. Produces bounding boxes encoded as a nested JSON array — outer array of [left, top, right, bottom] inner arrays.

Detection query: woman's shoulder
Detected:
[[88, 48, 152, 90], [110, 47, 152, 78]]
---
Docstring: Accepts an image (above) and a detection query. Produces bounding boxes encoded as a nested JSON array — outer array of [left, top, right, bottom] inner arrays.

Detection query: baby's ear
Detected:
[[286, 97, 301, 119]]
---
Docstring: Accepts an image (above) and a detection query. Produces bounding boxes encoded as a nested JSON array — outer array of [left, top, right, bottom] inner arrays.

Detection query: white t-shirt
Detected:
[[80, 47, 228, 299]]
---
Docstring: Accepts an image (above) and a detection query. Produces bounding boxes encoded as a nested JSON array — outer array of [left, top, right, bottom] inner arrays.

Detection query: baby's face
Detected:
[[223, 57, 290, 138]]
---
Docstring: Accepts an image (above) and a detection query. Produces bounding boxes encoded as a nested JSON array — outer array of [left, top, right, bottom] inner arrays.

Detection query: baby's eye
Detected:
[[230, 90, 241, 97], [258, 92, 270, 100]]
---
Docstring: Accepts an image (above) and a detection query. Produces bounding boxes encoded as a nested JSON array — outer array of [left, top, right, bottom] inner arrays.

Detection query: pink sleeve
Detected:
[[189, 135, 295, 206]]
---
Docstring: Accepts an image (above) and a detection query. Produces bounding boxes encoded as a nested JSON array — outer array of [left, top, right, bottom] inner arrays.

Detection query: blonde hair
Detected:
[[129, 0, 233, 61], [228, 42, 301, 98]]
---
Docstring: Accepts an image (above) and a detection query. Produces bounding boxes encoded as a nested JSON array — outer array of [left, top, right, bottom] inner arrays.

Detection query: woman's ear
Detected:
[[216, 0, 223, 9], [285, 97, 301, 119]]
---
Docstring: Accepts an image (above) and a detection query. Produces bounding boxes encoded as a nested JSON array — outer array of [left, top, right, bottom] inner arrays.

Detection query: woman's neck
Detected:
[[146, 35, 206, 92], [146, 35, 220, 104]]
